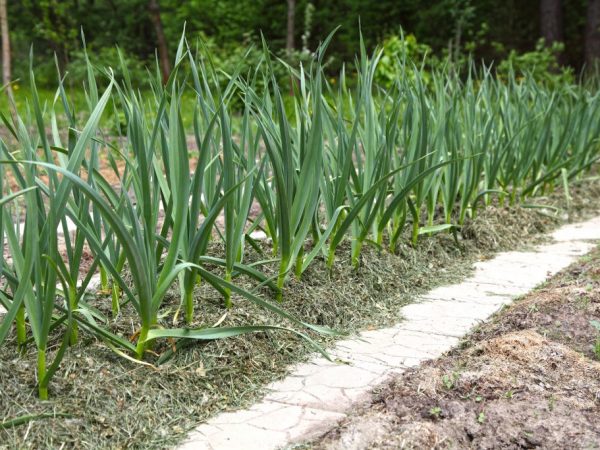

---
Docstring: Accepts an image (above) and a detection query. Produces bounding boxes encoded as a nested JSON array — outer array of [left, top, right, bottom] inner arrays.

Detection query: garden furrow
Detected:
[[178, 215, 600, 450]]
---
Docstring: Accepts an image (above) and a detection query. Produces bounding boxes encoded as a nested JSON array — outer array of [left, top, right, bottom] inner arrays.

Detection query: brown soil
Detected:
[[308, 247, 600, 450]]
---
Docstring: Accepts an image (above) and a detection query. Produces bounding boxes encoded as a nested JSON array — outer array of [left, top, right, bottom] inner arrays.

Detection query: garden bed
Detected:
[[1, 179, 599, 449], [305, 244, 600, 449]]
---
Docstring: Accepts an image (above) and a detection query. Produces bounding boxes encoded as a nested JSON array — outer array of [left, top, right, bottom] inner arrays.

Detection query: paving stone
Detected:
[[420, 284, 512, 305], [0, 274, 101, 318], [87, 274, 102, 292], [61, 217, 78, 235], [396, 314, 482, 337], [181, 422, 288, 450], [335, 329, 458, 367], [551, 216, 600, 242], [190, 423, 224, 438], [301, 361, 384, 390], [266, 381, 358, 413], [181, 405, 344, 450], [453, 280, 531, 297], [179, 434, 212, 450], [387, 329, 460, 355], [401, 299, 500, 322], [209, 401, 285, 426], [540, 240, 597, 257], [288, 360, 339, 378], [179, 424, 224, 450], [330, 343, 409, 369], [285, 406, 347, 444], [471, 255, 570, 285], [3, 217, 79, 238], [272, 357, 390, 406], [266, 374, 306, 395], [246, 402, 313, 431], [489, 251, 574, 269]]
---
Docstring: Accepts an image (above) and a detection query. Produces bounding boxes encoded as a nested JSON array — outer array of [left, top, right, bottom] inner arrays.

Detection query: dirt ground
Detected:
[[307, 247, 600, 450]]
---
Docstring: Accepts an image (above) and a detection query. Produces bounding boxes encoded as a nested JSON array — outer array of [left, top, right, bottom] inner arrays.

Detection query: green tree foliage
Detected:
[[2, 0, 593, 86], [497, 39, 575, 87]]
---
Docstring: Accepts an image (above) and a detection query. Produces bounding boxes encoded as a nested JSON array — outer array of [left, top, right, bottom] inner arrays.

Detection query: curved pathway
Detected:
[[179, 216, 600, 450]]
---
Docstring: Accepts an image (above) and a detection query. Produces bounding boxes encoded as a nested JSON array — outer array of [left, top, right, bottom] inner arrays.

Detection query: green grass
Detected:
[[0, 85, 202, 131]]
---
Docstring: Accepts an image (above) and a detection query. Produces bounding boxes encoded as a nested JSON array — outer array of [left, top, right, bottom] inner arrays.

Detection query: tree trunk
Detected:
[[585, 0, 600, 69], [286, 0, 295, 55], [0, 0, 11, 98], [540, 0, 563, 45], [148, 0, 170, 84], [540, 0, 564, 64]]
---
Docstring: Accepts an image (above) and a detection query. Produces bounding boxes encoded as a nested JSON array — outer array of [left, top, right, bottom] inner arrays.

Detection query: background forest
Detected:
[[0, 0, 599, 90]]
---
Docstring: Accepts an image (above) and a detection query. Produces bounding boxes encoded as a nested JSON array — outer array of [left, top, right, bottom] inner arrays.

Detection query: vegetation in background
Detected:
[[497, 38, 575, 87], [1, 0, 600, 89]]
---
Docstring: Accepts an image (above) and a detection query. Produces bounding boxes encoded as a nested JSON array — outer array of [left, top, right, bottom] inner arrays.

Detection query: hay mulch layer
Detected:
[[305, 247, 600, 450], [1, 179, 600, 450]]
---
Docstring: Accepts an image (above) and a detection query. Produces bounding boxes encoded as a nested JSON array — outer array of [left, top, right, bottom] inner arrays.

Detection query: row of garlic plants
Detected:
[[1, 34, 599, 399]]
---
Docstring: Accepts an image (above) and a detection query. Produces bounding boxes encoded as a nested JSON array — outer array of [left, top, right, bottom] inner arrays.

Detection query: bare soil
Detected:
[[307, 247, 600, 450]]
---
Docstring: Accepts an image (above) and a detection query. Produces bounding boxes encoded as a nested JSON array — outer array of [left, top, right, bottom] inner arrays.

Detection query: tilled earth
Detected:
[[307, 247, 600, 450]]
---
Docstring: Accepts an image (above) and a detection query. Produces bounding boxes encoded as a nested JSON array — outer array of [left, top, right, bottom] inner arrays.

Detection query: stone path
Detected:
[[178, 216, 600, 450]]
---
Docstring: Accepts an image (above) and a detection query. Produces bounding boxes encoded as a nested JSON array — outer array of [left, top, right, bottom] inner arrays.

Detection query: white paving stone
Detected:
[[392, 315, 479, 337], [420, 284, 511, 306], [400, 298, 500, 321], [539, 240, 597, 257], [179, 215, 600, 450], [179, 404, 344, 450], [284, 406, 347, 441], [267, 380, 361, 413], [551, 216, 600, 242], [463, 279, 535, 296], [182, 422, 287, 450]]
